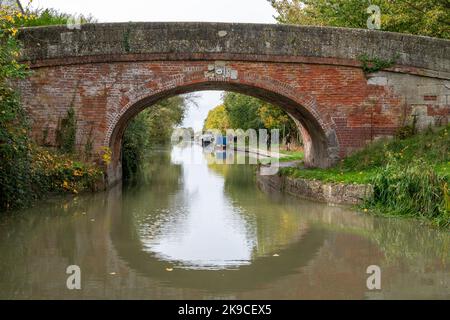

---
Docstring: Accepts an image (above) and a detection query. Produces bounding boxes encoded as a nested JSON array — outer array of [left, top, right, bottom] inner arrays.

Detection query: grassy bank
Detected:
[[280, 125, 450, 227], [279, 150, 304, 162]]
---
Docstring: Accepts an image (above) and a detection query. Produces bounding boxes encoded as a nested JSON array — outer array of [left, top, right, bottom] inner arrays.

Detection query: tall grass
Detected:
[[366, 154, 449, 227]]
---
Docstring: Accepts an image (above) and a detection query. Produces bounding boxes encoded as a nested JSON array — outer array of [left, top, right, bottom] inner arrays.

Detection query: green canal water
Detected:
[[0, 144, 448, 299]]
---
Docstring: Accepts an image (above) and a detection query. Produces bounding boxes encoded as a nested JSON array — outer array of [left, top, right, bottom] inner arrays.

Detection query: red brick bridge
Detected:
[[16, 23, 450, 184]]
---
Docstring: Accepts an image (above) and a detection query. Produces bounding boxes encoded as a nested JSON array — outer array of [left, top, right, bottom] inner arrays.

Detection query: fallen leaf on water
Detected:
[[166, 268, 174, 272], [109, 272, 117, 275], [273, 254, 280, 257], [90, 219, 95, 222]]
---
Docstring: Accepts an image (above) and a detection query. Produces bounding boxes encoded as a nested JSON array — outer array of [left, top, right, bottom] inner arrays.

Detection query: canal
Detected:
[[0, 144, 448, 299]]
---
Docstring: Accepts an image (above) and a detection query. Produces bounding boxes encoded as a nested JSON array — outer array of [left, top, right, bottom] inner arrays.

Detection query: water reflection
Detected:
[[0, 145, 448, 299], [141, 145, 256, 270]]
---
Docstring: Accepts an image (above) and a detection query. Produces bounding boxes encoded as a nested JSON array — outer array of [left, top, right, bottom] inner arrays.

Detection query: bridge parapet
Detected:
[[18, 22, 450, 79]]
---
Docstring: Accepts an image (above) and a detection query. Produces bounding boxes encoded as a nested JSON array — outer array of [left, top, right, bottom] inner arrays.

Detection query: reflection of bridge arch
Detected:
[[110, 211, 326, 292], [106, 153, 326, 291]]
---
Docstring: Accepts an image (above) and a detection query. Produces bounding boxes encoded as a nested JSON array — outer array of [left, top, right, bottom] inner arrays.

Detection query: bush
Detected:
[[30, 146, 102, 196]]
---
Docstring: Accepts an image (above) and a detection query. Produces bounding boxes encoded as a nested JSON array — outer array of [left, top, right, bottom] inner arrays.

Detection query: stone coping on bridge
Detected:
[[18, 22, 450, 79]]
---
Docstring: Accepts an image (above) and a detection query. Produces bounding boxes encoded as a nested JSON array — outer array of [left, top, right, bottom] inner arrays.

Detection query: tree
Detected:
[[145, 96, 187, 144], [203, 104, 230, 133], [258, 103, 298, 142], [223, 93, 264, 131], [269, 0, 450, 39], [219, 92, 299, 142], [258, 103, 289, 130]]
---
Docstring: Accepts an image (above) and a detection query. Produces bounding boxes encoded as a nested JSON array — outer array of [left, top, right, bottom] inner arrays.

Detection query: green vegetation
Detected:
[[1, 2, 95, 29], [281, 125, 450, 227], [367, 156, 449, 226], [269, 0, 450, 39], [279, 150, 304, 162], [281, 166, 374, 184], [10, 1, 96, 27], [358, 54, 399, 74], [0, 7, 101, 211], [122, 96, 188, 181], [0, 32, 32, 209]]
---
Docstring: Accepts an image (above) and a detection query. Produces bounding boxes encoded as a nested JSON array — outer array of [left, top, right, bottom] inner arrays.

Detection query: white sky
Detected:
[[29, 0, 277, 24], [27, 0, 277, 131], [183, 91, 223, 132]]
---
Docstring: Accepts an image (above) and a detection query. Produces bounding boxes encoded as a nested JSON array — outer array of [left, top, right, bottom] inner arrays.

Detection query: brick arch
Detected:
[[106, 77, 339, 184]]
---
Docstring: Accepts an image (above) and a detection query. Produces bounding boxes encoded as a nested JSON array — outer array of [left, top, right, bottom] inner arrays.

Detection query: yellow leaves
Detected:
[[0, 9, 35, 39], [63, 180, 79, 195], [73, 169, 83, 177], [100, 146, 112, 165], [257, 103, 290, 130], [28, 145, 102, 194], [203, 104, 230, 133]]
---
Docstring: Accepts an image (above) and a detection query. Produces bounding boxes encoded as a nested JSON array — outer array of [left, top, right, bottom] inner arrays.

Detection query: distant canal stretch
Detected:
[[0, 144, 448, 299]]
